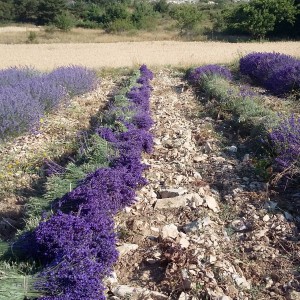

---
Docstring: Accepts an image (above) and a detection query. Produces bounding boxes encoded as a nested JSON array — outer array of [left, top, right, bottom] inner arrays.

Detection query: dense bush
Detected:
[[170, 3, 202, 34], [240, 52, 300, 95], [0, 66, 98, 140], [219, 0, 299, 39]]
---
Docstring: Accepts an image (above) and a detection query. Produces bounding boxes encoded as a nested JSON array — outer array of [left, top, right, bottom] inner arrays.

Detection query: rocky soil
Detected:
[[107, 69, 300, 300]]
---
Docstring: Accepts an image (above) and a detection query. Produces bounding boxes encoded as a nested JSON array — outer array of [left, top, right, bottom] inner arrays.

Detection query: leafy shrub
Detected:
[[27, 31, 38, 43], [221, 0, 298, 39], [170, 3, 202, 33], [106, 18, 134, 33], [54, 12, 75, 31]]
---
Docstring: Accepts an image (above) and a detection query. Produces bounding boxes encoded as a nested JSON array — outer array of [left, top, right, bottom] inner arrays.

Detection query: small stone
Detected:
[[288, 291, 300, 300], [124, 207, 131, 213], [179, 237, 190, 248], [204, 195, 219, 212], [105, 271, 118, 285], [205, 141, 213, 153], [191, 193, 204, 206], [228, 145, 237, 153], [231, 220, 247, 231], [150, 227, 160, 232], [233, 275, 251, 289], [117, 244, 139, 256], [159, 189, 180, 198], [265, 278, 273, 289], [193, 171, 202, 179], [263, 214, 270, 222], [193, 155, 207, 162], [202, 216, 213, 226], [178, 292, 189, 300], [264, 200, 277, 211], [155, 194, 192, 209], [147, 291, 168, 300], [183, 219, 202, 233], [243, 154, 250, 162], [209, 255, 217, 264], [112, 285, 145, 297], [161, 224, 179, 239]]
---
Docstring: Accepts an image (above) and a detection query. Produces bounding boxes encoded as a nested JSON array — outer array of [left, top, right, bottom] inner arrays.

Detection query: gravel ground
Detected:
[[0, 41, 299, 70]]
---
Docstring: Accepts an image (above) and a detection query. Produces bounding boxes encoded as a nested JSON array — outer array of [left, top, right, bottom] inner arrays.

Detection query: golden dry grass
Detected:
[[0, 40, 299, 70], [0, 25, 179, 44]]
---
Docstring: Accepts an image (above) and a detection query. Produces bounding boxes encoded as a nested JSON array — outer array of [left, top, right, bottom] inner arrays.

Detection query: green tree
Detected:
[[37, 0, 67, 25], [0, 0, 15, 22], [170, 4, 202, 34], [54, 11, 75, 31], [14, 0, 38, 22], [131, 1, 157, 29], [101, 3, 130, 27], [225, 0, 298, 39], [153, 0, 169, 14]]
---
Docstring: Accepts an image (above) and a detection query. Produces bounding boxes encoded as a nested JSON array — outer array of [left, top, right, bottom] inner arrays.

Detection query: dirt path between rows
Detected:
[[0, 41, 299, 70]]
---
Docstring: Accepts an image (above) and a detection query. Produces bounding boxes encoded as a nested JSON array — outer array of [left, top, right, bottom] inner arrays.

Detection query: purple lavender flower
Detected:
[[48, 66, 98, 96], [187, 64, 232, 86], [240, 52, 300, 95], [0, 65, 98, 140], [270, 114, 300, 170], [23, 65, 154, 300]]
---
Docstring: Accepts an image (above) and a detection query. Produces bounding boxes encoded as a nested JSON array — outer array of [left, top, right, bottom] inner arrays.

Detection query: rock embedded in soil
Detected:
[[154, 194, 193, 209], [158, 187, 187, 198], [161, 223, 179, 239], [117, 243, 139, 256], [204, 194, 220, 212]]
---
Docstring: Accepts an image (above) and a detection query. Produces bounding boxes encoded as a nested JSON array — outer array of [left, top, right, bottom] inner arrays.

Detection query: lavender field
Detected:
[[0, 52, 300, 300]]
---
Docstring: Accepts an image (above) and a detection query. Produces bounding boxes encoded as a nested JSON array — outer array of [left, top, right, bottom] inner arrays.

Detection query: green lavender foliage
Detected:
[[23, 134, 113, 233], [201, 76, 279, 130]]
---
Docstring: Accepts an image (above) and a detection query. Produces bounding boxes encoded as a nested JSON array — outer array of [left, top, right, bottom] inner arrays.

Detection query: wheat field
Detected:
[[0, 41, 299, 70]]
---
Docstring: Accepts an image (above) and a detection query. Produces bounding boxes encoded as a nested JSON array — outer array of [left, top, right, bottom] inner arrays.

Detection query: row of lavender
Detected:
[[0, 66, 97, 140], [240, 52, 300, 96], [187, 57, 300, 175], [20, 65, 153, 299]]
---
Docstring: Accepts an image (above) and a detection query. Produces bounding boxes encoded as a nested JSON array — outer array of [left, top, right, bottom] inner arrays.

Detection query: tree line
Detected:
[[0, 0, 299, 39]]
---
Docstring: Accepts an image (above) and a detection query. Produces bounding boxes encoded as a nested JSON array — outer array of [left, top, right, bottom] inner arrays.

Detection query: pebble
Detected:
[[161, 224, 179, 239]]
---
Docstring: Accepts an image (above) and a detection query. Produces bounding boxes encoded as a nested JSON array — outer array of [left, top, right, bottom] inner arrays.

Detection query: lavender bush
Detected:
[[0, 67, 39, 88], [0, 66, 98, 141], [187, 64, 232, 86], [48, 66, 98, 97], [269, 114, 300, 171], [27, 65, 154, 299], [240, 52, 300, 95]]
